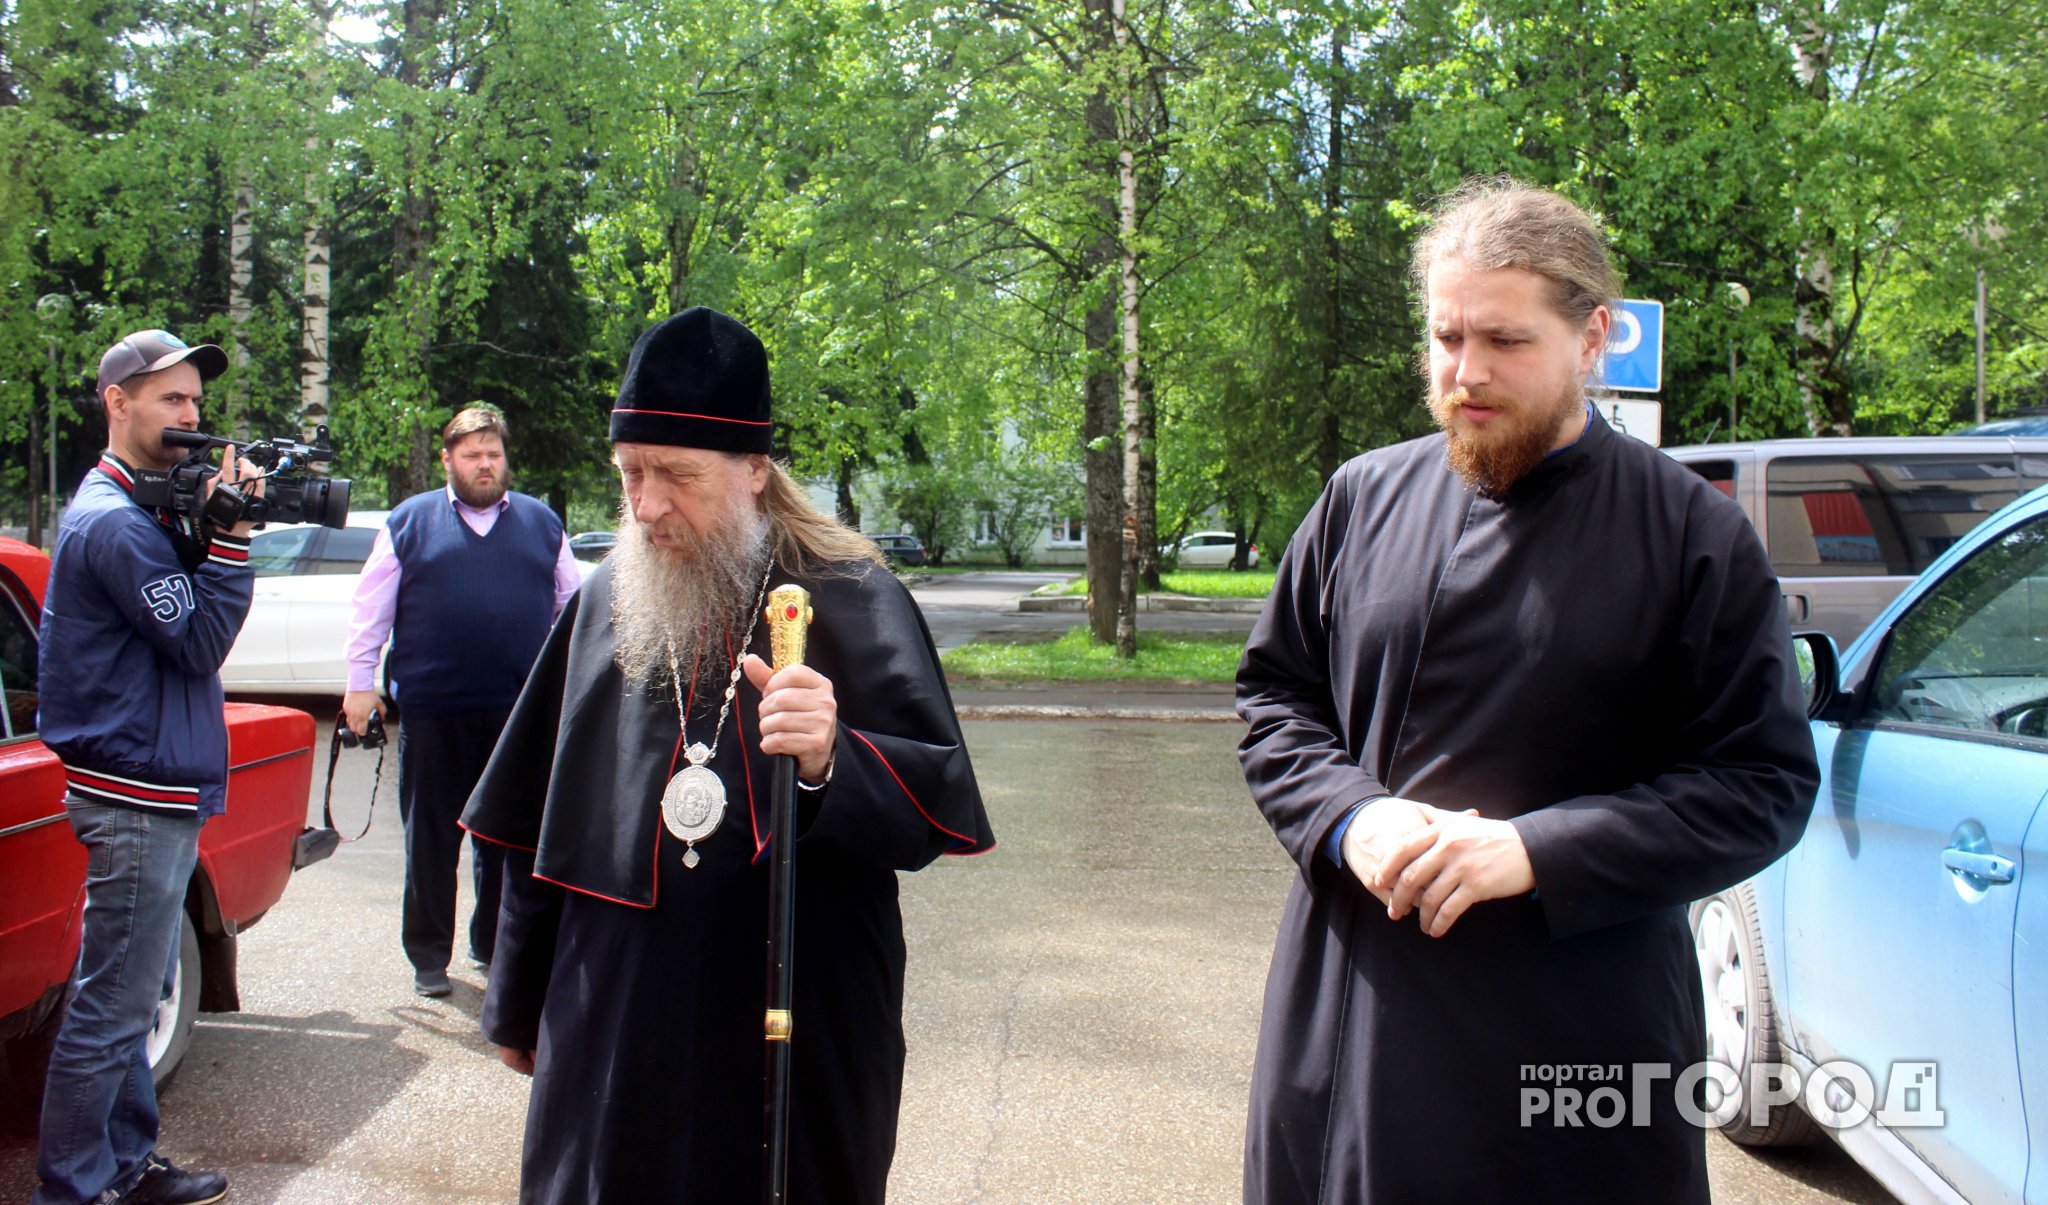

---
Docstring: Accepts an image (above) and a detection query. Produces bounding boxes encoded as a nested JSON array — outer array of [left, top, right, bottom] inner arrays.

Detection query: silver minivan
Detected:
[[1663, 436, 2048, 649]]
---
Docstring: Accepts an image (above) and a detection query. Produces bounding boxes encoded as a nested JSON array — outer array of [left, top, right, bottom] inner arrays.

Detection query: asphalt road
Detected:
[[2, 718, 1899, 1204]]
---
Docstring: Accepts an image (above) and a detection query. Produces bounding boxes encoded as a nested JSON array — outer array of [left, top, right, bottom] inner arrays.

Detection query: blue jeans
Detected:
[[35, 802, 201, 1205]]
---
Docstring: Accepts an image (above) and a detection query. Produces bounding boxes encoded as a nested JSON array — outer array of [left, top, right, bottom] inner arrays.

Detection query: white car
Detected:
[[220, 509, 594, 694], [1167, 530, 1259, 569]]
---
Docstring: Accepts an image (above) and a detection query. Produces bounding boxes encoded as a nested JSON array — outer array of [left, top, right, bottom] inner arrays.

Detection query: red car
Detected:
[[0, 535, 331, 1101]]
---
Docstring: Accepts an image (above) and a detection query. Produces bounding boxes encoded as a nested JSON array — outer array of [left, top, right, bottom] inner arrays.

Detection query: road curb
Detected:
[[956, 705, 1242, 722]]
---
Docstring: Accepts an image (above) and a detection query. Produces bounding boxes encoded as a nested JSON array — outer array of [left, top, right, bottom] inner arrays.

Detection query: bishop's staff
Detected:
[[762, 584, 812, 1205]]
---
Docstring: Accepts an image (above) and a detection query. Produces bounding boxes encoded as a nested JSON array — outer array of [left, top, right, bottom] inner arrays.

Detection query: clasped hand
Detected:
[[1339, 797, 1535, 938], [741, 654, 836, 783]]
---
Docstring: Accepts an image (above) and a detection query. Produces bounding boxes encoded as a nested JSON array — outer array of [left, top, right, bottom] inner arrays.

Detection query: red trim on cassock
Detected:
[[846, 730, 986, 853], [457, 820, 537, 853], [610, 407, 773, 426], [740, 702, 768, 863], [533, 868, 657, 910]]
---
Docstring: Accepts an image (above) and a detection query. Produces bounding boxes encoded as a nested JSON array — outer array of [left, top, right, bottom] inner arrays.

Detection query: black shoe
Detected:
[[413, 969, 452, 997], [121, 1154, 227, 1205], [467, 948, 492, 970]]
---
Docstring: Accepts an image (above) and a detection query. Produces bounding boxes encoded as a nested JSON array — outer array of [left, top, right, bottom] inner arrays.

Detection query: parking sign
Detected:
[[1602, 299, 1664, 392]]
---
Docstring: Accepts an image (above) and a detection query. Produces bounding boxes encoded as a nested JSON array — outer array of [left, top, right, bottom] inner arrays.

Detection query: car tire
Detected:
[[4, 991, 66, 1113], [1688, 884, 1820, 1146], [145, 911, 201, 1090]]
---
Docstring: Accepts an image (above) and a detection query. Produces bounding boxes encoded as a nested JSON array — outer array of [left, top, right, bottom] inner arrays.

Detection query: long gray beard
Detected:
[[609, 506, 772, 699]]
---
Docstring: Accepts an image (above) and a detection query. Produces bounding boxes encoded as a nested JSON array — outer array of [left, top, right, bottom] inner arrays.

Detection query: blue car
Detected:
[[1692, 482, 2048, 1204]]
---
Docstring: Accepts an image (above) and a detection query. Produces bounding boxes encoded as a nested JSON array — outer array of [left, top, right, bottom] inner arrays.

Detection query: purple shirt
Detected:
[[345, 486, 582, 693]]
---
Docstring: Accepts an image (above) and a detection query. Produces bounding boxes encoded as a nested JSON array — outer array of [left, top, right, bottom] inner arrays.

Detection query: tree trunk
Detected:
[[25, 383, 42, 549], [227, 175, 255, 440], [836, 456, 860, 528], [199, 156, 229, 328], [1788, 6, 1851, 436], [667, 134, 700, 315], [1080, 0, 1122, 646], [1137, 374, 1158, 590], [1793, 237, 1852, 436], [390, 0, 440, 502], [1315, 27, 1348, 482], [1113, 0, 1141, 661], [1083, 294, 1122, 646], [299, 2, 333, 444]]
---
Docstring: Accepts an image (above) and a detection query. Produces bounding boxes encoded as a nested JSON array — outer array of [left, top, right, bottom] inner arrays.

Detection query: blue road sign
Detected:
[[1602, 299, 1664, 392]]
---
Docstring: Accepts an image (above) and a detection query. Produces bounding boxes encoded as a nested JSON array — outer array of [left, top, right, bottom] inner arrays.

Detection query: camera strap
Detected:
[[322, 713, 385, 842]]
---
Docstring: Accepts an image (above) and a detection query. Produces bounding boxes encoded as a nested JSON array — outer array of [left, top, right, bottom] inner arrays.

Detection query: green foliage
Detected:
[[1059, 568, 1276, 597], [883, 462, 976, 568], [940, 626, 1245, 683], [2, 0, 2044, 534]]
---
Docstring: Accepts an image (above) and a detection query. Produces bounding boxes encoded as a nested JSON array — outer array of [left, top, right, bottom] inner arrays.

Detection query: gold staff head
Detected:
[[765, 584, 813, 671]]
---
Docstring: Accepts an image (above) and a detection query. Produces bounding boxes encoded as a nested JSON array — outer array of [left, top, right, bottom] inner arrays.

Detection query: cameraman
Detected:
[[33, 330, 263, 1205], [342, 406, 578, 998]]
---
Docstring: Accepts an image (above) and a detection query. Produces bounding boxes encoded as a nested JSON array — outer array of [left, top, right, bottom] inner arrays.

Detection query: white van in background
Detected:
[[1663, 437, 2048, 650], [221, 510, 594, 694]]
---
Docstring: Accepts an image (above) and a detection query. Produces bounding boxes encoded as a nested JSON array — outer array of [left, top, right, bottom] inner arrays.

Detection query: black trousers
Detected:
[[397, 708, 510, 973]]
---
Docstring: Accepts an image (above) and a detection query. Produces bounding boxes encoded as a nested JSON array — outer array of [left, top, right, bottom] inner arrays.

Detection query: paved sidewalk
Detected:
[[950, 681, 1238, 721]]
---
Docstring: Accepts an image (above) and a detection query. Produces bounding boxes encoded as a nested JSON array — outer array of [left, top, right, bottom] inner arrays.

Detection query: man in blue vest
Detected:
[[343, 406, 582, 997]]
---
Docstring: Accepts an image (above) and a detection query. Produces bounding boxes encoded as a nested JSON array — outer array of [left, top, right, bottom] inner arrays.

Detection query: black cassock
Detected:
[[461, 555, 993, 1205], [1238, 412, 1819, 1205]]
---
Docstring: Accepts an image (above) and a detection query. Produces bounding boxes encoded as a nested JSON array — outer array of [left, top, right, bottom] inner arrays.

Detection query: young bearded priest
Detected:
[[1236, 180, 1819, 1205], [461, 306, 995, 1205]]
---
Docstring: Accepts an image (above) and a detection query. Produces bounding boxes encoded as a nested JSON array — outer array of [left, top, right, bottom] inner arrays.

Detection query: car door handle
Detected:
[[1941, 849, 2016, 883]]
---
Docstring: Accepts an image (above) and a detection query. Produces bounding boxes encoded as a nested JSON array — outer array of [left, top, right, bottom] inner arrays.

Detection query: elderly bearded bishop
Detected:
[[462, 308, 994, 1205]]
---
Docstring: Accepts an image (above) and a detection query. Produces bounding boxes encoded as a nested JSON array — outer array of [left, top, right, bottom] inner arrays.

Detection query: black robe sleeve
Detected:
[[481, 847, 563, 1051], [794, 563, 993, 870], [1510, 498, 1819, 939], [1237, 469, 1393, 874]]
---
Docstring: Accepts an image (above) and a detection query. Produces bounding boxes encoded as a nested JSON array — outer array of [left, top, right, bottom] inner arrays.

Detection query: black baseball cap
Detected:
[[95, 329, 230, 401]]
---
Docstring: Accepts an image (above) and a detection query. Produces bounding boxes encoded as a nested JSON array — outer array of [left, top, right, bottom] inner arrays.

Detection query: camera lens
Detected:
[[313, 475, 351, 528]]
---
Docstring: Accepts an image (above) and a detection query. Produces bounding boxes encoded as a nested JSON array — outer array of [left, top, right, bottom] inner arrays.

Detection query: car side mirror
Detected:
[[1791, 630, 1845, 721]]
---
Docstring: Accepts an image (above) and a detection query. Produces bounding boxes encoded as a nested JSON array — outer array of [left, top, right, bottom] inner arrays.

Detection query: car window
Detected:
[[0, 575, 37, 740], [1684, 459, 1736, 500], [312, 526, 379, 575], [249, 527, 318, 577], [1867, 512, 2048, 740], [2021, 455, 2048, 496], [1766, 454, 2026, 578]]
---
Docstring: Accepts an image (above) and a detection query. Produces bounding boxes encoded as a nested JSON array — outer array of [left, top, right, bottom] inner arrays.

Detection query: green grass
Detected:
[[1052, 569, 1277, 598], [942, 626, 1245, 683]]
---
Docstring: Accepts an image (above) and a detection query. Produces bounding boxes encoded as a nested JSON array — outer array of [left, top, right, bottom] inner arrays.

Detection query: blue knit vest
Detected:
[[386, 490, 563, 718]]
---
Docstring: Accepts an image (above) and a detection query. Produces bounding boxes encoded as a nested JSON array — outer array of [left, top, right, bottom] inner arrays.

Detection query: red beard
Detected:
[[1430, 384, 1582, 497]]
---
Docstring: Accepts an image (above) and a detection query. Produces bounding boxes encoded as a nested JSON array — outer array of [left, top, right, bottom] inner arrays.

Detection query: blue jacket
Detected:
[[36, 453, 254, 818]]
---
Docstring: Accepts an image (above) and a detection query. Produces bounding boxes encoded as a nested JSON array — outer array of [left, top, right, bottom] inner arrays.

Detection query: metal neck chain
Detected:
[[665, 565, 773, 766]]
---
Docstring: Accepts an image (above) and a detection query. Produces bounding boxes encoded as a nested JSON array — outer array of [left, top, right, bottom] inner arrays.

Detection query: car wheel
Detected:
[[4, 992, 66, 1113], [145, 911, 201, 1089], [1688, 884, 1820, 1146]]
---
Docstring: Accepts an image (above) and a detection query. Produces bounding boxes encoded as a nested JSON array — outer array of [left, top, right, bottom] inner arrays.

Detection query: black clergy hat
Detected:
[[609, 307, 774, 454], [95, 329, 229, 402]]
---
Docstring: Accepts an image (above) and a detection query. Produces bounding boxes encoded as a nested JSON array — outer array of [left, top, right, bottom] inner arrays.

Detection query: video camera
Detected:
[[131, 425, 352, 530]]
